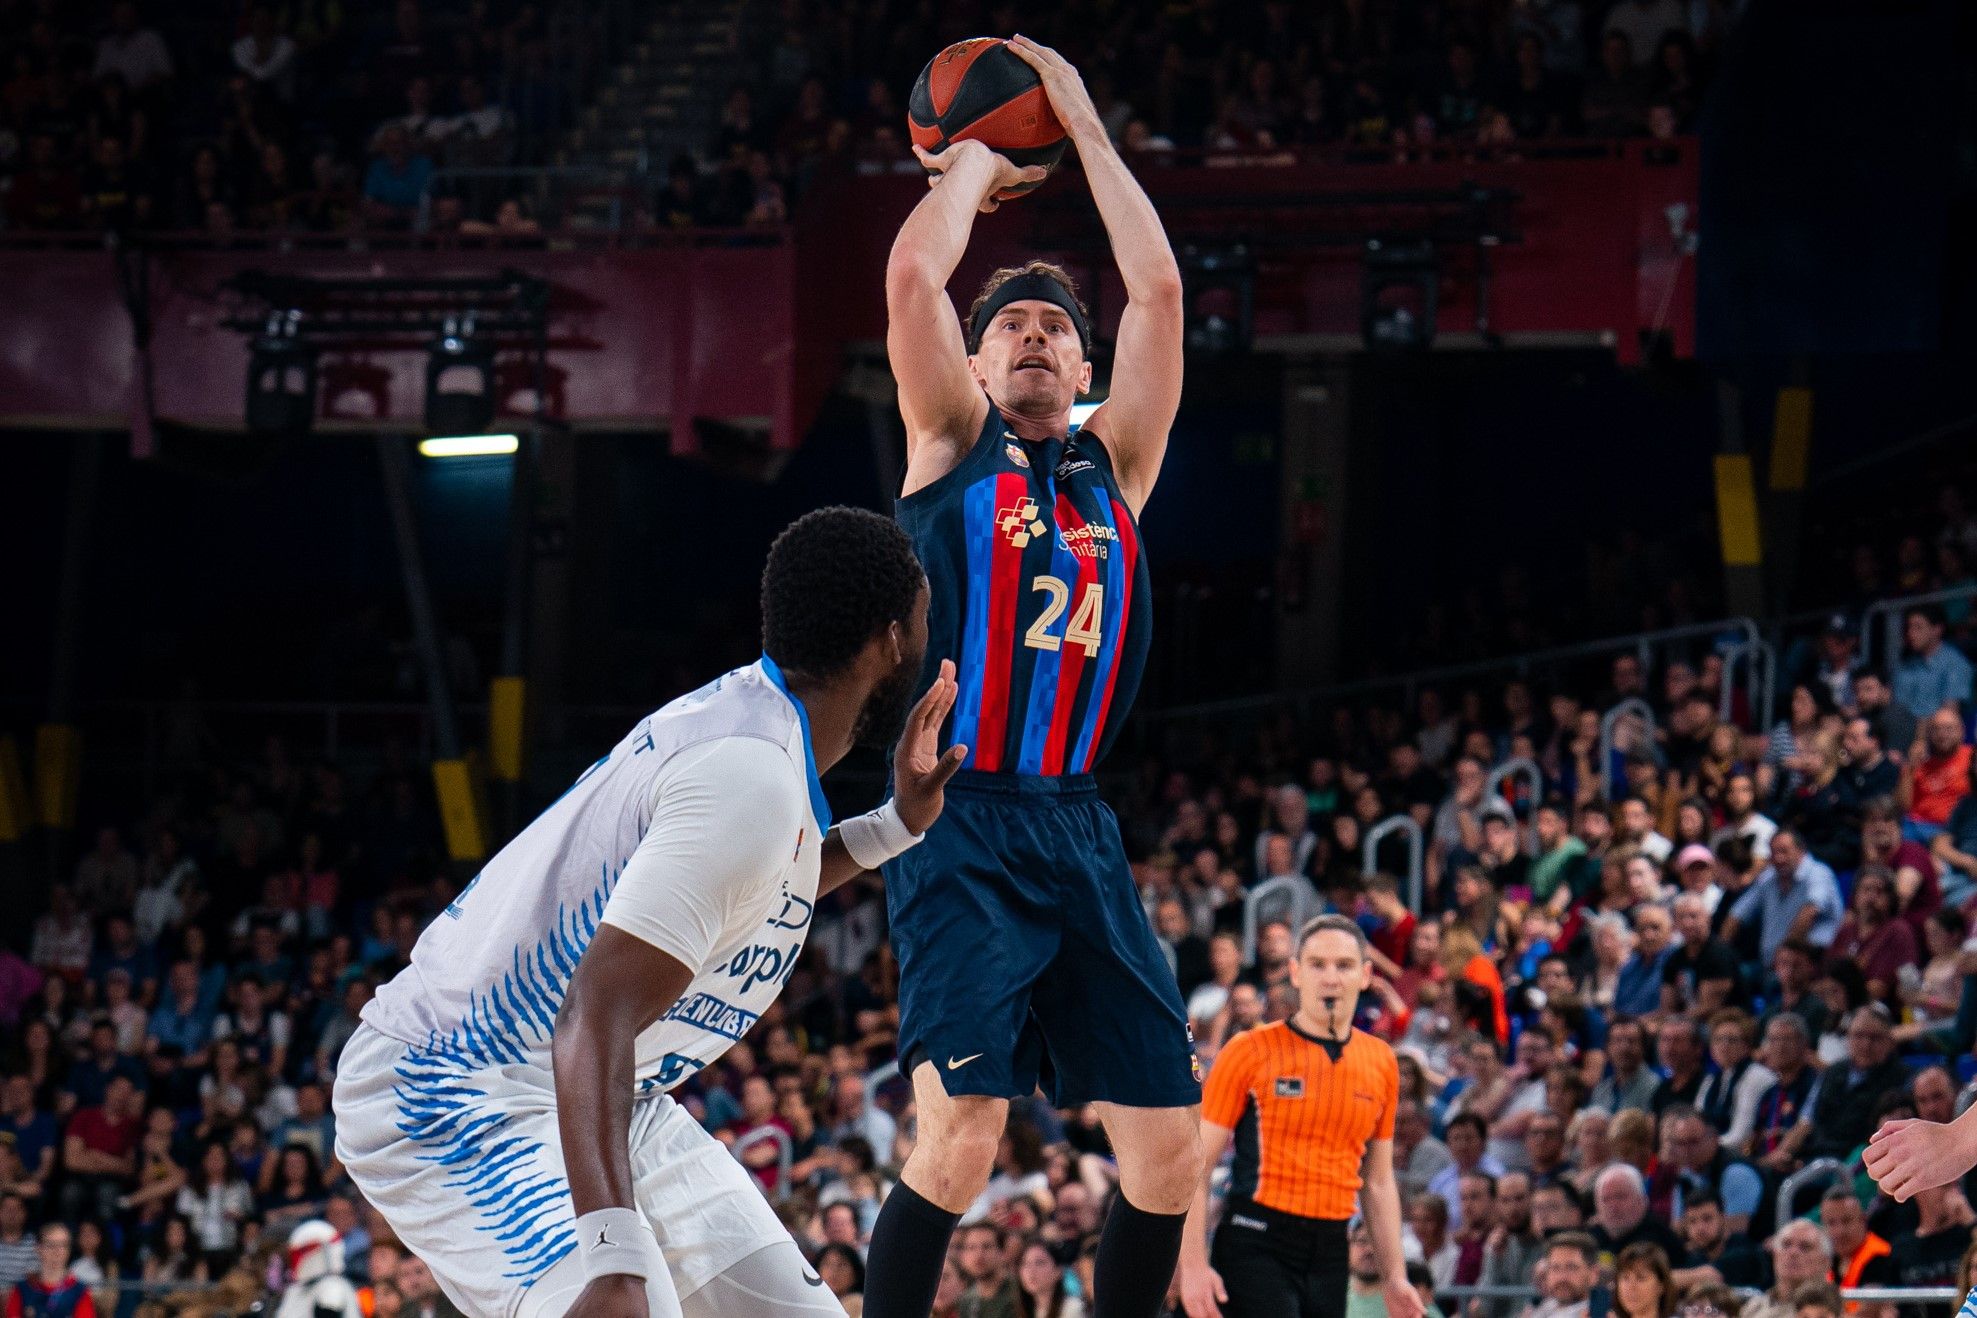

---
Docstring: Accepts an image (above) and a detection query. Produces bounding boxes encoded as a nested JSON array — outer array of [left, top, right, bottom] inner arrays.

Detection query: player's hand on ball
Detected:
[[1178, 1261, 1228, 1318], [1384, 1274, 1427, 1318], [564, 1274, 648, 1318], [1006, 35, 1104, 142], [893, 658, 967, 834], [911, 142, 1046, 213], [1864, 1117, 1975, 1201]]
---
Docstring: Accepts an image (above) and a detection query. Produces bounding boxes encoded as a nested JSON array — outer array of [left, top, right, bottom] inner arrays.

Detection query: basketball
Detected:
[[907, 37, 1067, 199]]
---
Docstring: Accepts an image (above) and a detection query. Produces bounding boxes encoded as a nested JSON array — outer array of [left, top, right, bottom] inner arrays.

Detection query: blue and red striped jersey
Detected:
[[897, 407, 1151, 776]]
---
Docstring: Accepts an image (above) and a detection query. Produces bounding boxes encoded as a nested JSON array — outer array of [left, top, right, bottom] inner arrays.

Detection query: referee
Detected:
[[1178, 916, 1423, 1318]]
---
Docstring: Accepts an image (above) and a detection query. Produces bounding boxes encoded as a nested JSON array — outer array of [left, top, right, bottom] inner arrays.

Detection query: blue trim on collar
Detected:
[[757, 654, 832, 832]]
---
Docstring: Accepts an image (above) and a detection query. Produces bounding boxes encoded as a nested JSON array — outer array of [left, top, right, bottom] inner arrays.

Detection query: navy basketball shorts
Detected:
[[883, 770, 1201, 1108]]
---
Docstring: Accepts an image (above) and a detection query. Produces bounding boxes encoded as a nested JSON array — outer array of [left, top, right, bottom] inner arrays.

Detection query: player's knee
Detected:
[[1110, 1110, 1200, 1214], [930, 1118, 1002, 1186], [910, 1103, 1002, 1202]]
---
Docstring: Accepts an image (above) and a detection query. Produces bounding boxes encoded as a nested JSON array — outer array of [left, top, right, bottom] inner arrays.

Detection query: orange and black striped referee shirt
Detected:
[[1200, 1021, 1400, 1221]]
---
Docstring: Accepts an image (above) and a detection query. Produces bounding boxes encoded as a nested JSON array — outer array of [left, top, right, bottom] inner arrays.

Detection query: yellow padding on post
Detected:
[[33, 724, 82, 831], [489, 676, 526, 783], [1713, 455, 1763, 567], [0, 734, 30, 842], [431, 759, 487, 862], [1769, 387, 1812, 491]]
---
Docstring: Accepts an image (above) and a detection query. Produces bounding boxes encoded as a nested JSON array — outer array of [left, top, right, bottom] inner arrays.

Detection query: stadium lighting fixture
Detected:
[[425, 312, 499, 436], [418, 434, 519, 458], [245, 310, 317, 437], [1180, 244, 1255, 357], [1361, 239, 1440, 351]]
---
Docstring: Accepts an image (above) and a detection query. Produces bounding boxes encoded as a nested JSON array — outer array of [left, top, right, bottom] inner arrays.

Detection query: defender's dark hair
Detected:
[[760, 507, 922, 678]]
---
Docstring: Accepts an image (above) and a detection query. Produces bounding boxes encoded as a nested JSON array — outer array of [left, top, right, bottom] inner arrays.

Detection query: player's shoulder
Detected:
[[666, 729, 804, 798], [643, 666, 808, 807], [644, 664, 804, 765], [899, 396, 1002, 506]]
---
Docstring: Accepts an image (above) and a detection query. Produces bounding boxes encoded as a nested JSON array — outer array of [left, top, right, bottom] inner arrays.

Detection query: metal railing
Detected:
[[1139, 615, 1769, 736], [0, 224, 789, 253], [1485, 757, 1544, 854], [100, 1267, 1974, 1314], [1723, 636, 1779, 731], [1242, 873, 1322, 965], [1363, 815, 1425, 913], [421, 165, 648, 230], [731, 1125, 794, 1202], [865, 1060, 900, 1108], [1596, 698, 1658, 801], [1433, 1285, 1965, 1305], [1861, 583, 1977, 669], [1776, 1157, 1846, 1232]]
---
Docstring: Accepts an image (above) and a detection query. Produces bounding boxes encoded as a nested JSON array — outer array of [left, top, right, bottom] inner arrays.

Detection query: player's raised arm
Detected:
[[1009, 36, 1184, 512], [886, 142, 1045, 479]]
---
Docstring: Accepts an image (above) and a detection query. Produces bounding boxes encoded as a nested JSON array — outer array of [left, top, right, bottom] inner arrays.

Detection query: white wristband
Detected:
[[576, 1207, 662, 1282], [838, 800, 925, 871]]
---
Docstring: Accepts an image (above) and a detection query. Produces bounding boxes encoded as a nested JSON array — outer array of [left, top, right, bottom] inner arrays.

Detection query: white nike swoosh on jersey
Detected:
[[947, 1054, 983, 1070]]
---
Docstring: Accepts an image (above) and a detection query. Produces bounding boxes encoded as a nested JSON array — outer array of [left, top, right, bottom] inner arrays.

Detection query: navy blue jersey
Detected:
[[897, 406, 1151, 775]]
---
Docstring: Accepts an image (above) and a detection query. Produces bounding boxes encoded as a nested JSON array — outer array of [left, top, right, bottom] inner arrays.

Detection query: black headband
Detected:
[[968, 272, 1091, 355]]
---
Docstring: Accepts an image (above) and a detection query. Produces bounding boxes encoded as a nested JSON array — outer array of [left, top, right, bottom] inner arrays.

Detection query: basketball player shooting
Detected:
[[863, 36, 1199, 1318], [332, 509, 967, 1318]]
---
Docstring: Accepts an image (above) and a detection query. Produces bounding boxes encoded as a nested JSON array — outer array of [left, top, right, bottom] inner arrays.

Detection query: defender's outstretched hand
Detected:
[[912, 141, 1046, 213], [1007, 35, 1105, 142], [892, 658, 967, 834]]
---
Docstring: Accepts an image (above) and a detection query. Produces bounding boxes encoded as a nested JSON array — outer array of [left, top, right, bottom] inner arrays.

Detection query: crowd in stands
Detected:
[[4, 578, 1976, 1317], [1813, 483, 1977, 634], [2, 0, 1730, 239], [0, 0, 579, 237], [1115, 595, 1977, 1316], [1356, 437, 1977, 682], [677, 0, 1733, 231]]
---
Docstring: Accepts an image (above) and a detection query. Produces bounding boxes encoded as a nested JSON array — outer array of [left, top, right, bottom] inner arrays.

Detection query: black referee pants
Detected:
[[1209, 1199, 1350, 1318]]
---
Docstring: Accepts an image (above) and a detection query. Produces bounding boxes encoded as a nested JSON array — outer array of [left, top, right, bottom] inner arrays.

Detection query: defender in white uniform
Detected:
[[334, 509, 964, 1318]]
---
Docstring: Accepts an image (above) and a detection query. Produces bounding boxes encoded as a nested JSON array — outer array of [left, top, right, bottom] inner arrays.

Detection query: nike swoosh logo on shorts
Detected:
[[947, 1054, 984, 1070], [803, 1272, 824, 1287]]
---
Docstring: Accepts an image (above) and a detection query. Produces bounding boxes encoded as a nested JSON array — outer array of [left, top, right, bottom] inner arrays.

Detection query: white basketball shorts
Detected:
[[333, 1023, 793, 1318]]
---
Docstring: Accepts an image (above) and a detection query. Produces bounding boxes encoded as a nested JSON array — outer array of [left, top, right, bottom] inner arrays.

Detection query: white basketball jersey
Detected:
[[362, 657, 828, 1094]]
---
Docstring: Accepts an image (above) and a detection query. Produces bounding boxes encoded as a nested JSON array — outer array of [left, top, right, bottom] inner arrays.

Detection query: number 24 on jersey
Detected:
[[1024, 575, 1103, 657]]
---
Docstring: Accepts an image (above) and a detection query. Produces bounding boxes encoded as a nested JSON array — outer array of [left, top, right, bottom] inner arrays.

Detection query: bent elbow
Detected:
[[1142, 270, 1186, 308], [885, 251, 944, 309]]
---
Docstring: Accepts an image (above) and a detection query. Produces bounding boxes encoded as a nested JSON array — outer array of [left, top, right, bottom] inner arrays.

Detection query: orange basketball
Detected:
[[907, 38, 1067, 199]]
